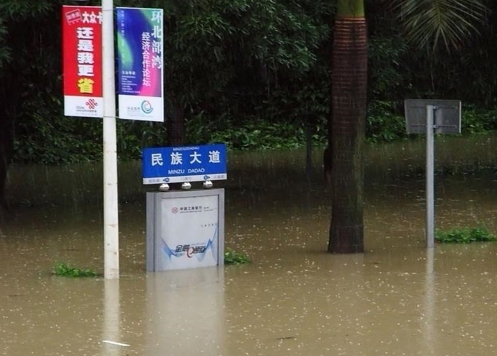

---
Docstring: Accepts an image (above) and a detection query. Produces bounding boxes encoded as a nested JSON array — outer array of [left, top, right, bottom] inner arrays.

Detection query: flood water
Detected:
[[1, 136, 496, 355]]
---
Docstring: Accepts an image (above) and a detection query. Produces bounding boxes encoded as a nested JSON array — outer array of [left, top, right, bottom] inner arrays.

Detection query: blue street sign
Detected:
[[142, 144, 227, 184]]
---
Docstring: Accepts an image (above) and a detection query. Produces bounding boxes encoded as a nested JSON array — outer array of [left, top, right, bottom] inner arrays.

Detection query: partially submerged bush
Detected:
[[52, 262, 100, 278], [435, 227, 497, 244], [224, 248, 251, 265]]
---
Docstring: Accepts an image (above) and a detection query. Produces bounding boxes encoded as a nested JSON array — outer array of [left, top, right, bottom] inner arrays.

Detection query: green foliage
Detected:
[[8, 0, 333, 164], [390, 0, 488, 52], [52, 262, 100, 278], [14, 116, 171, 164], [366, 101, 407, 143], [365, 102, 497, 144], [435, 227, 497, 244], [186, 113, 326, 151], [461, 106, 497, 134], [14, 95, 103, 164], [0, 18, 10, 67], [0, 0, 54, 18], [164, 0, 333, 108], [224, 248, 251, 265], [12, 100, 497, 163], [116, 121, 168, 160], [368, 36, 409, 101], [0, 0, 60, 69], [1, 0, 497, 166]]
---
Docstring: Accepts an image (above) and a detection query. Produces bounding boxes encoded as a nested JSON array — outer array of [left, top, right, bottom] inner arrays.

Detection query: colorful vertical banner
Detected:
[[62, 6, 103, 118], [117, 8, 164, 122]]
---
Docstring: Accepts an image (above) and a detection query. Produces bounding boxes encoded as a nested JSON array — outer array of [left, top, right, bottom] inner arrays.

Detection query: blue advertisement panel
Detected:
[[116, 7, 164, 122], [142, 144, 227, 184]]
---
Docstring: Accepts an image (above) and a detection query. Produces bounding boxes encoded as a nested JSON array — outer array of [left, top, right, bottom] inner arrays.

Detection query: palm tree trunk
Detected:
[[328, 1, 367, 253]]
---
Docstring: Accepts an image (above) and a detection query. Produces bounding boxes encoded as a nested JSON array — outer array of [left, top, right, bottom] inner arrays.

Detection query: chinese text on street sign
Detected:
[[62, 5, 103, 118], [142, 144, 227, 184], [117, 7, 164, 122]]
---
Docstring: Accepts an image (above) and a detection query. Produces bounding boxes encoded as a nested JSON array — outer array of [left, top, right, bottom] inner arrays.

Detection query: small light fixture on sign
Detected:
[[181, 182, 192, 190]]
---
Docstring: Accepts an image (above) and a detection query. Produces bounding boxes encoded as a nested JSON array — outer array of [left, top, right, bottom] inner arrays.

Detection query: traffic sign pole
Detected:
[[405, 99, 461, 249]]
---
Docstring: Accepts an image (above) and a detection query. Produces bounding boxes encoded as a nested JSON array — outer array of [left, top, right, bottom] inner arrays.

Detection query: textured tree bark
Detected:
[[328, 14, 367, 253]]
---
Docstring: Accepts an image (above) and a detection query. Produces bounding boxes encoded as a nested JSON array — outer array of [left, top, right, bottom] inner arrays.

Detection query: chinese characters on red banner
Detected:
[[62, 6, 103, 117]]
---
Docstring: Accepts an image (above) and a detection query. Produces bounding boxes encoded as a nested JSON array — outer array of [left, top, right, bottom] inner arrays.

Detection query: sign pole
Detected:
[[405, 99, 461, 248], [102, 0, 119, 279], [426, 105, 435, 248]]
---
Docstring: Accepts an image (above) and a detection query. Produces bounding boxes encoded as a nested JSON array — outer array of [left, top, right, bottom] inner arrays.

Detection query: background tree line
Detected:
[[0, 0, 496, 203]]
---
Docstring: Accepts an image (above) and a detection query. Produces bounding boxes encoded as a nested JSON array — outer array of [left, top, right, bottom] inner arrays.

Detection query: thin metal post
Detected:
[[102, 0, 119, 279], [426, 105, 435, 248]]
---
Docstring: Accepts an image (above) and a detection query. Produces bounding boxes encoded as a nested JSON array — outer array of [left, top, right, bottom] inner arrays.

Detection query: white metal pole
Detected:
[[102, 0, 119, 279], [426, 105, 435, 248]]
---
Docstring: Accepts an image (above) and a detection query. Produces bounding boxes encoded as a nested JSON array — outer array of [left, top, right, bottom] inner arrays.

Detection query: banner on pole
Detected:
[[117, 8, 164, 122], [62, 6, 103, 118]]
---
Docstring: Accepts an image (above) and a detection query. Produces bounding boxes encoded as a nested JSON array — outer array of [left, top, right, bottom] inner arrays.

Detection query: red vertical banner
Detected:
[[62, 6, 103, 117]]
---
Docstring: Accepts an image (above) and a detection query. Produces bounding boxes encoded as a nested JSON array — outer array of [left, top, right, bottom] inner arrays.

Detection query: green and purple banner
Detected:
[[117, 7, 164, 122]]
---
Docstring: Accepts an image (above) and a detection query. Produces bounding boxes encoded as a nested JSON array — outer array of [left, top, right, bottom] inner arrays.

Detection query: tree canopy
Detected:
[[0, 0, 495, 167]]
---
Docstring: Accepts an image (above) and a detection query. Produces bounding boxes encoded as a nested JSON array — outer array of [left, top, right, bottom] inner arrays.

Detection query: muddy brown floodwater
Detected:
[[0, 137, 496, 355]]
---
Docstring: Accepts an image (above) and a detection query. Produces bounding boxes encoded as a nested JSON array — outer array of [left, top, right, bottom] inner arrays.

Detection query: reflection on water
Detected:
[[145, 268, 225, 355], [103, 280, 122, 355], [1, 136, 496, 355], [423, 248, 435, 355]]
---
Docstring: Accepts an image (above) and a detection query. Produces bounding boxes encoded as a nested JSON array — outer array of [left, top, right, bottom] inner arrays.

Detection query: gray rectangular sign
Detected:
[[405, 99, 461, 134]]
